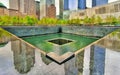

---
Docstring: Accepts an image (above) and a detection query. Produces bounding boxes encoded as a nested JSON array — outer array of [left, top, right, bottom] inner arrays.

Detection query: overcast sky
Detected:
[[0, 0, 119, 15]]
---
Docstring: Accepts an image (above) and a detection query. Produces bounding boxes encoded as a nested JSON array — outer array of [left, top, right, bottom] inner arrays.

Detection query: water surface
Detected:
[[22, 33, 98, 55]]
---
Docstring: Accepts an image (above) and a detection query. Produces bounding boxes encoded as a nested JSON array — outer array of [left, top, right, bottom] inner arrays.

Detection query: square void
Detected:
[[48, 39, 73, 45]]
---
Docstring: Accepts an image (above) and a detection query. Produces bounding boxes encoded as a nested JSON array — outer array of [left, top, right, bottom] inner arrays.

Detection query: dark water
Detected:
[[22, 33, 98, 55]]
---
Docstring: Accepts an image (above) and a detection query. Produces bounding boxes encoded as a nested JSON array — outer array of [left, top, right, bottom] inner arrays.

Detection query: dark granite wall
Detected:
[[62, 26, 119, 37], [2, 26, 119, 37], [2, 26, 60, 37]]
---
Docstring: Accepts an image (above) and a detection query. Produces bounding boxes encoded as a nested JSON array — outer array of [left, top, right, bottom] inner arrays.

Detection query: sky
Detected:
[[0, 0, 119, 15], [69, 0, 78, 10]]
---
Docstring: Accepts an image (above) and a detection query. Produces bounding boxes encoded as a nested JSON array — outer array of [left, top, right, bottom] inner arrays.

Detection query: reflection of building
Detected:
[[40, 0, 55, 19], [64, 0, 69, 10], [47, 4, 56, 18], [35, 1, 40, 19], [92, 0, 108, 7], [78, 0, 86, 9], [11, 40, 35, 74]]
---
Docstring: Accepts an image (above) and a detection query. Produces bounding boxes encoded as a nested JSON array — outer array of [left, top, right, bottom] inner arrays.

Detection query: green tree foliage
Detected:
[[0, 15, 120, 26], [96, 16, 103, 25], [38, 18, 57, 25], [23, 16, 38, 25], [83, 16, 91, 25], [105, 15, 118, 25], [68, 19, 81, 25]]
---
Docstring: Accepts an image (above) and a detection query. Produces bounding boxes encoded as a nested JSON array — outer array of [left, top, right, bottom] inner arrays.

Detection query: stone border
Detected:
[[46, 52, 75, 65]]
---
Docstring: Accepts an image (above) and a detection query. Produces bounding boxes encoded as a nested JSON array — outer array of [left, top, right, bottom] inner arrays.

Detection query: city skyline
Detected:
[[0, 0, 119, 15]]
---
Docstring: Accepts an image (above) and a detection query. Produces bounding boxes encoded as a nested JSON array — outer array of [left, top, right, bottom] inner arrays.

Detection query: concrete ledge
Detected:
[[46, 52, 75, 65]]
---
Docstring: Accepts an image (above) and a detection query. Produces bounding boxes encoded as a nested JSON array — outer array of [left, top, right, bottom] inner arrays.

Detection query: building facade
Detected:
[[19, 0, 36, 16], [78, 0, 86, 9], [0, 3, 8, 16], [40, 0, 55, 19], [64, 0, 69, 10], [0, 0, 36, 17], [69, 1, 120, 19], [0, 0, 18, 9], [47, 4, 56, 18], [35, 1, 40, 19], [59, 0, 64, 19], [92, 0, 108, 7]]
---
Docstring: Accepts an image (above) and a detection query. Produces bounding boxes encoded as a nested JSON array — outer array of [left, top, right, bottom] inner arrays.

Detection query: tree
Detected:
[[96, 16, 102, 25]]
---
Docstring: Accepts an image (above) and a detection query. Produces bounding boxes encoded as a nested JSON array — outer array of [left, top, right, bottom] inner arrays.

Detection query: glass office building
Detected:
[[78, 0, 86, 9], [64, 0, 69, 10], [92, 0, 108, 7]]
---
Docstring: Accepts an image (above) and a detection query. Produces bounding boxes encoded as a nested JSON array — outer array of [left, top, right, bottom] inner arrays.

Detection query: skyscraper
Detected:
[[59, 0, 64, 19], [47, 4, 56, 18], [78, 0, 86, 9], [35, 1, 40, 19], [92, 0, 108, 7], [64, 0, 69, 10], [40, 0, 46, 19], [0, 0, 19, 10], [19, 0, 36, 16], [40, 0, 55, 19]]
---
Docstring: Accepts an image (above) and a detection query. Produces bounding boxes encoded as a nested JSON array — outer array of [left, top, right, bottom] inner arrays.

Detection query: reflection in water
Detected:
[[92, 45, 105, 75], [97, 30, 120, 52], [64, 50, 84, 75], [11, 39, 35, 74], [75, 50, 84, 75], [1, 28, 120, 75], [0, 28, 11, 46], [89, 45, 94, 75], [41, 53, 52, 65]]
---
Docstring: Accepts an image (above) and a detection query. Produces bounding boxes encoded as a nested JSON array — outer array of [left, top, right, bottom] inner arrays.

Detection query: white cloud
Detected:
[[108, 0, 118, 3]]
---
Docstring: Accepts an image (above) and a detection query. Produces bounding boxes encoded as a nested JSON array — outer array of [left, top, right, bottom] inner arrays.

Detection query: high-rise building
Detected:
[[0, 0, 19, 10], [64, 0, 69, 10], [59, 0, 64, 19], [0, 0, 20, 16], [92, 0, 108, 7], [0, 0, 36, 16], [0, 3, 7, 16], [40, 0, 46, 19], [78, 0, 86, 9], [47, 4, 56, 18], [35, 1, 40, 19], [40, 0, 55, 19], [19, 0, 36, 16]]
